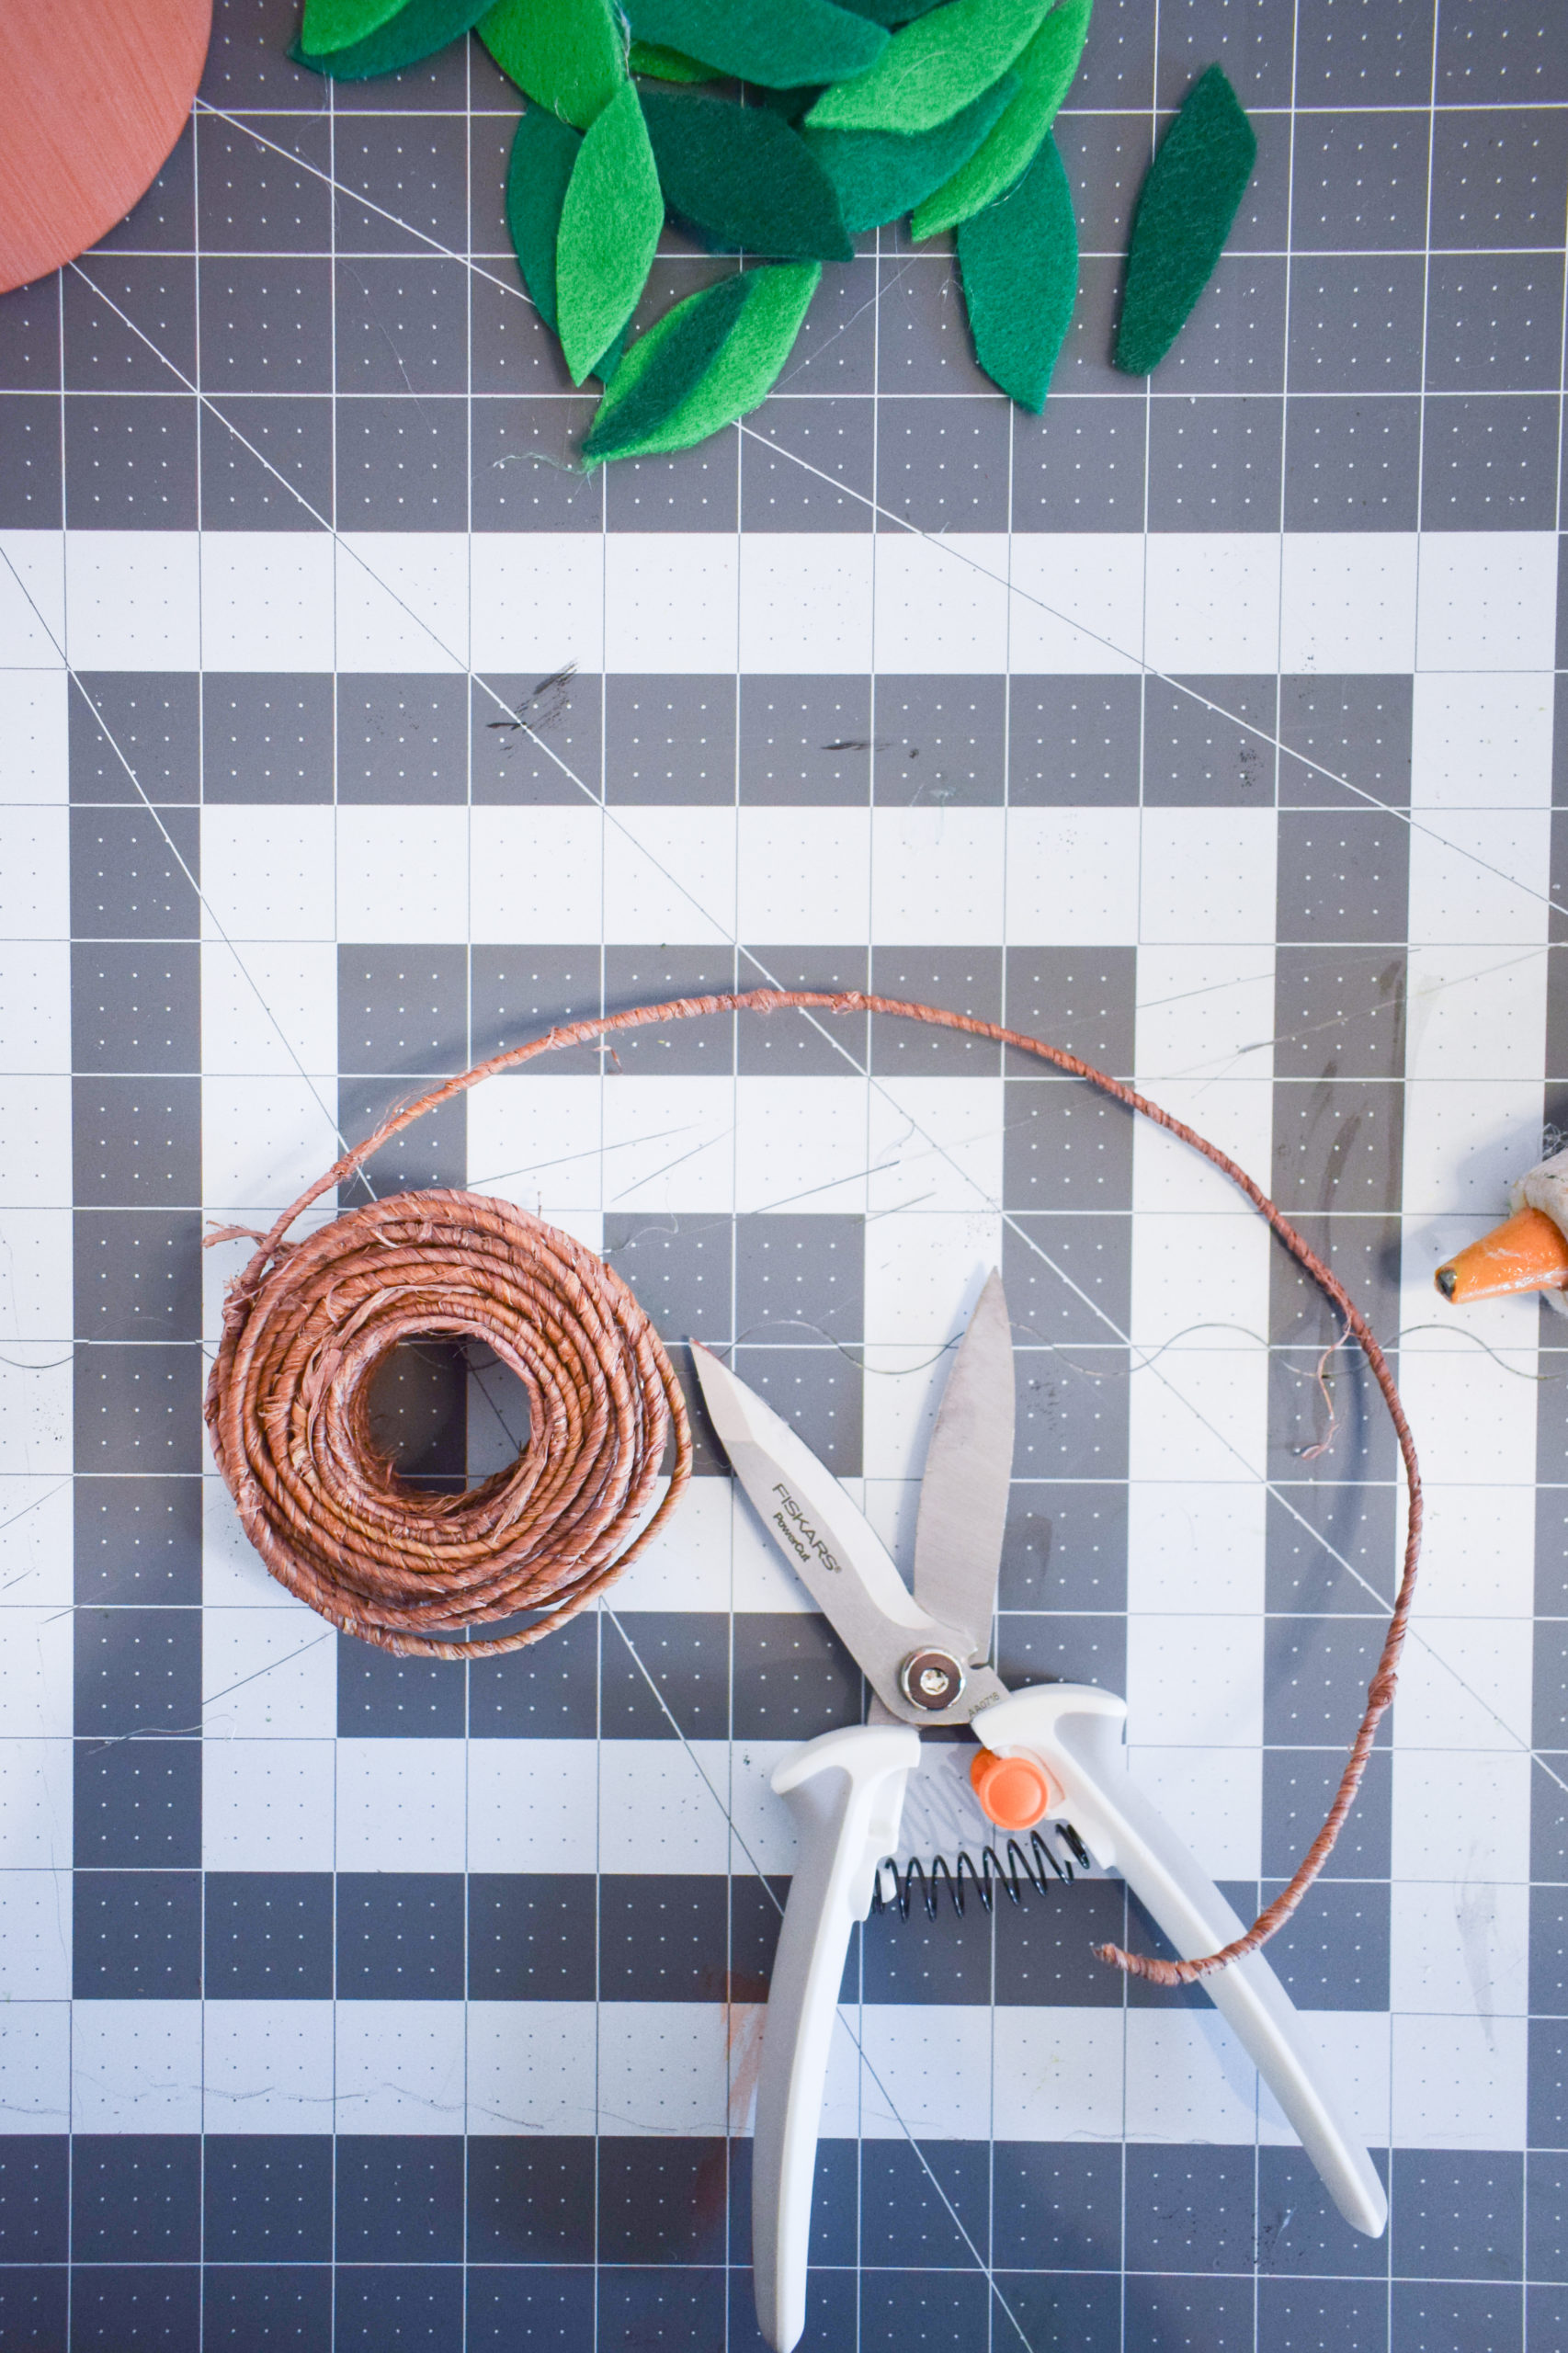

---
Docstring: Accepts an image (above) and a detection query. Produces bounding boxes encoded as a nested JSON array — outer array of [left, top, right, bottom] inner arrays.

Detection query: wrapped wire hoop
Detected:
[[204, 989, 1423, 1983]]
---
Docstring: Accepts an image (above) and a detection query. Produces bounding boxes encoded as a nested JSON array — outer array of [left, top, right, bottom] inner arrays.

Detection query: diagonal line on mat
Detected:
[[192, 99, 541, 313]]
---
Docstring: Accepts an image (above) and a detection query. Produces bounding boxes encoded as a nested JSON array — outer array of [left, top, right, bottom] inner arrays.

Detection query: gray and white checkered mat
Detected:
[[1, 0, 1566, 2341]]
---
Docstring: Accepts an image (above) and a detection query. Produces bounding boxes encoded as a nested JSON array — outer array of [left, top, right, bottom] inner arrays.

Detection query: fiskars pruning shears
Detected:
[[692, 1271, 1386, 2353]]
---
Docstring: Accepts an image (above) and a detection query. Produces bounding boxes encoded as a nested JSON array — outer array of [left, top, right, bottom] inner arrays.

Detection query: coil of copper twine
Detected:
[[204, 989, 1422, 1982]]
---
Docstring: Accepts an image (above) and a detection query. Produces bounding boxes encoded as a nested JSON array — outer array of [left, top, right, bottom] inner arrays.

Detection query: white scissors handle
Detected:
[[753, 1725, 919, 2353], [978, 1685, 1388, 2237]]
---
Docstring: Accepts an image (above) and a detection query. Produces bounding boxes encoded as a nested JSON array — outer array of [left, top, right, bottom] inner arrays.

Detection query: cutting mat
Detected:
[[1, 0, 1566, 2344]]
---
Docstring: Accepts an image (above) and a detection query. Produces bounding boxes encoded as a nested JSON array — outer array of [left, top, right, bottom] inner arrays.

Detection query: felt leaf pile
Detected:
[[290, 0, 1258, 462], [642, 90, 854, 259], [1114, 63, 1256, 375]]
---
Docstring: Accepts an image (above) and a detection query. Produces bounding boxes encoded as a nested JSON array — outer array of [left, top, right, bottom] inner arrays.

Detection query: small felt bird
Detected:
[[1435, 1144, 1568, 1308]]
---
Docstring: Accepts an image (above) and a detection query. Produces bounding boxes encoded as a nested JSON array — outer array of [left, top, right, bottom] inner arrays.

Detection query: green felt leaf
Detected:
[[478, 0, 624, 128], [957, 128, 1076, 409], [505, 105, 579, 331], [300, 0, 402, 52], [295, 0, 487, 76], [642, 91, 853, 260], [555, 83, 666, 384], [1114, 63, 1256, 375], [505, 106, 625, 378], [583, 262, 819, 464], [584, 271, 753, 459], [912, 0, 1090, 237], [625, 0, 887, 91], [804, 73, 1015, 233], [805, 0, 1051, 131], [755, 84, 824, 123], [837, 0, 949, 20], [629, 38, 717, 80]]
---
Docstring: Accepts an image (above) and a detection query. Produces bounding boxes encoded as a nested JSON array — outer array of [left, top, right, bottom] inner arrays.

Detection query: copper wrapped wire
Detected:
[[204, 988, 1423, 1979], [206, 1190, 688, 1660]]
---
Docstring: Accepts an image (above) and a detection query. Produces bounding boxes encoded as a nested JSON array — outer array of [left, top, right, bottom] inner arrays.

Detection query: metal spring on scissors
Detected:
[[871, 1821, 1095, 1923]]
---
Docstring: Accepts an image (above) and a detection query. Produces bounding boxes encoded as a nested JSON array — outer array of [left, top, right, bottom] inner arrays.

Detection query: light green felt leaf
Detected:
[[957, 128, 1076, 409], [625, 0, 886, 90], [300, 0, 403, 54], [642, 91, 853, 260], [1114, 63, 1256, 375], [296, 0, 488, 76], [912, 0, 1090, 237], [629, 38, 718, 79], [805, 0, 1051, 132], [505, 106, 625, 377], [479, 0, 625, 126], [583, 262, 819, 464], [555, 83, 665, 385], [804, 74, 1015, 232]]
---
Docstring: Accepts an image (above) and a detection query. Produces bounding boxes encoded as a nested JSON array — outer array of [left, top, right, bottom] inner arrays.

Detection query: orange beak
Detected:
[[1434, 1204, 1568, 1303]]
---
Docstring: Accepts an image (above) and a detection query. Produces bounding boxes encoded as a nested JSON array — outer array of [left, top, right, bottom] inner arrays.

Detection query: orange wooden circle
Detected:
[[0, 0, 212, 295]]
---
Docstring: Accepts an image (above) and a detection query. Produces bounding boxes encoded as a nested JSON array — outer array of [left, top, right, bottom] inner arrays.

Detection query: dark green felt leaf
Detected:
[[296, 0, 488, 77], [583, 262, 819, 463], [625, 0, 887, 90], [755, 83, 824, 123], [806, 0, 1051, 132], [478, 0, 624, 128], [505, 106, 624, 376], [957, 128, 1076, 410], [629, 38, 718, 79], [804, 74, 1016, 233], [837, 0, 949, 20], [913, 0, 1091, 238], [642, 90, 853, 260], [505, 104, 578, 332], [1114, 63, 1256, 375], [555, 82, 666, 384]]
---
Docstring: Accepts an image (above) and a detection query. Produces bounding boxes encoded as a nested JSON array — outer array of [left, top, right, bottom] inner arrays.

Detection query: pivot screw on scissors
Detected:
[[898, 1647, 964, 1711]]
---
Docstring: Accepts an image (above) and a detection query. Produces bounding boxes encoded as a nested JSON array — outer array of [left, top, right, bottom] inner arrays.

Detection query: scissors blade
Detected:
[[912, 1269, 1015, 1664], [690, 1342, 1009, 1727]]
